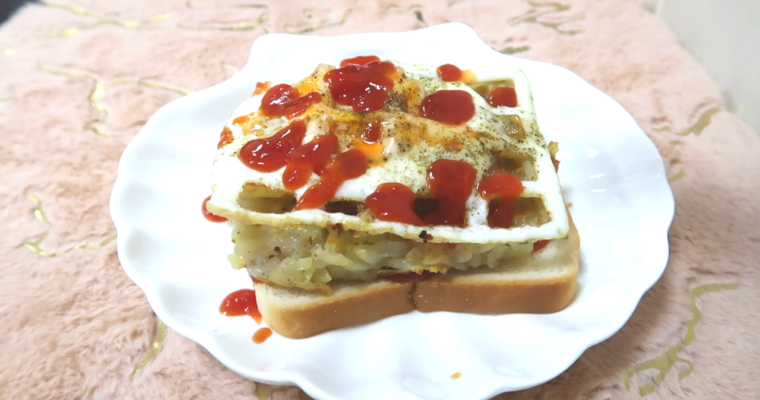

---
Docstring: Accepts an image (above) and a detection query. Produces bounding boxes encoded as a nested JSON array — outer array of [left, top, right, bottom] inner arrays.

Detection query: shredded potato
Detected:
[[231, 221, 533, 290]]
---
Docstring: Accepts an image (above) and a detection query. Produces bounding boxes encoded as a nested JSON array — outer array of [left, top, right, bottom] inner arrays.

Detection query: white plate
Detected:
[[111, 23, 674, 400]]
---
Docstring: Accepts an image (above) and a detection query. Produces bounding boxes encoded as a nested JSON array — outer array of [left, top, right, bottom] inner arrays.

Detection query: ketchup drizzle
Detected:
[[362, 122, 382, 143], [436, 64, 462, 82], [260, 84, 321, 118], [233, 115, 250, 125], [202, 195, 227, 222], [365, 160, 478, 227], [477, 172, 524, 229], [324, 60, 396, 112], [294, 149, 368, 210], [419, 159, 477, 227], [221, 288, 271, 343], [366, 183, 424, 226], [253, 327, 272, 344], [253, 81, 271, 96], [283, 132, 339, 190], [239, 120, 306, 173], [220, 289, 261, 323], [419, 90, 475, 125], [532, 240, 550, 252], [217, 127, 234, 149], [486, 87, 518, 108], [340, 55, 380, 67]]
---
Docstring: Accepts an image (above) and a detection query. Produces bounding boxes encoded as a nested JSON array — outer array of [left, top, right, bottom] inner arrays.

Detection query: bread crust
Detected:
[[412, 270, 577, 314], [414, 215, 580, 314], [255, 280, 415, 339], [256, 213, 579, 339]]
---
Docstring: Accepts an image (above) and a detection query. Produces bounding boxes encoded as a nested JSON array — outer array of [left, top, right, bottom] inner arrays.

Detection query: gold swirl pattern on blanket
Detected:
[[623, 283, 739, 396], [414, 10, 428, 27], [255, 383, 315, 400], [511, 1, 584, 35], [179, 13, 268, 31], [43, 2, 169, 37], [22, 194, 117, 258], [654, 107, 722, 136], [223, 64, 240, 78], [288, 10, 351, 34], [180, 1, 269, 31], [298, 389, 315, 400], [667, 167, 685, 183], [501, 45, 531, 55], [40, 66, 190, 137], [133, 318, 169, 375], [256, 384, 287, 399], [186, 0, 268, 9], [667, 148, 686, 183]]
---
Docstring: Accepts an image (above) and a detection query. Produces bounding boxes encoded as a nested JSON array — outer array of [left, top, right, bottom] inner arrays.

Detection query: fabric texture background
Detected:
[[0, 1, 758, 399]]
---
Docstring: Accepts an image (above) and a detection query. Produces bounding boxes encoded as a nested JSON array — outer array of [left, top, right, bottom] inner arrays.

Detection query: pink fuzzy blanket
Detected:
[[1, 1, 758, 399]]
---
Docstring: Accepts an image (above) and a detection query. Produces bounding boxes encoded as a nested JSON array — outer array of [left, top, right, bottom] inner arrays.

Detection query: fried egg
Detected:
[[207, 60, 569, 244]]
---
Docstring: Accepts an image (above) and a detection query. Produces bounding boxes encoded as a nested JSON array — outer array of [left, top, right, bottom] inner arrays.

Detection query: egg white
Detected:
[[208, 61, 569, 244]]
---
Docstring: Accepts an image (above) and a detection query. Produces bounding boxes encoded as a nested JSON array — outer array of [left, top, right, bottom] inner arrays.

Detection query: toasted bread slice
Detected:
[[255, 280, 415, 339], [413, 215, 580, 314], [256, 213, 579, 339]]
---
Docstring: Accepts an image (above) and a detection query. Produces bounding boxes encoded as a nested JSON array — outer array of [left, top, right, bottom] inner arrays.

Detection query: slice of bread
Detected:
[[256, 213, 580, 339], [255, 280, 414, 339]]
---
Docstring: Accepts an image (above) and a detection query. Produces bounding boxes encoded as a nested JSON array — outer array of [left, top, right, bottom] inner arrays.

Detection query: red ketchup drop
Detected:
[[362, 122, 382, 143], [217, 127, 234, 149], [366, 183, 424, 226], [253, 81, 271, 96], [419, 159, 477, 227], [220, 289, 261, 324], [388, 270, 432, 283], [477, 172, 524, 229], [436, 64, 462, 82], [202, 195, 227, 222], [232, 115, 250, 125], [253, 327, 272, 343], [239, 120, 306, 172], [324, 60, 396, 112], [340, 55, 380, 67], [294, 149, 368, 210], [282, 132, 339, 190], [486, 87, 518, 108], [419, 90, 475, 125], [533, 240, 550, 252], [260, 84, 322, 119]]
